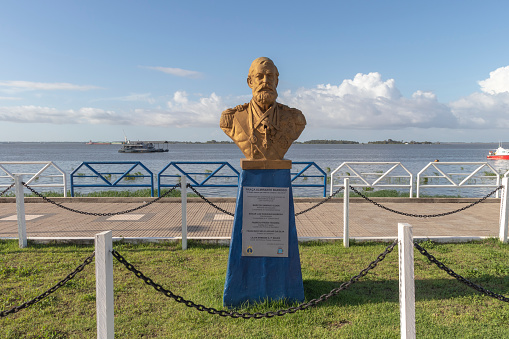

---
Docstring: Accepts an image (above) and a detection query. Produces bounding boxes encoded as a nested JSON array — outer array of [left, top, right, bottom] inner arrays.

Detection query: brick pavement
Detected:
[[0, 197, 502, 242]]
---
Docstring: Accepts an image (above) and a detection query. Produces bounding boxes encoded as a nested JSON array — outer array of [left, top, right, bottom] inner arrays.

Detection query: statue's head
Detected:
[[247, 57, 279, 109]]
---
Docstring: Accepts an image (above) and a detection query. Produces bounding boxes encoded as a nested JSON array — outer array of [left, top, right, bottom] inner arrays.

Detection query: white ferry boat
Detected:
[[118, 141, 169, 153]]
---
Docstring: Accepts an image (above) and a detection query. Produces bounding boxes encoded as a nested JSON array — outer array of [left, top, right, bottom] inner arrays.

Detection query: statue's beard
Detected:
[[254, 87, 278, 107]]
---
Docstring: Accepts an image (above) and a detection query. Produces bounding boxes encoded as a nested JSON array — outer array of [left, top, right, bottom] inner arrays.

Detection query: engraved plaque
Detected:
[[242, 187, 289, 257]]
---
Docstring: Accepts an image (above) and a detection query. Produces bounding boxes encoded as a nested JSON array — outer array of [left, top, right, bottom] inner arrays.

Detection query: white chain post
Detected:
[[343, 178, 349, 248], [181, 175, 187, 250], [496, 174, 500, 199], [95, 230, 114, 339], [63, 172, 68, 197], [15, 175, 27, 248], [399, 223, 416, 339], [499, 177, 509, 243]]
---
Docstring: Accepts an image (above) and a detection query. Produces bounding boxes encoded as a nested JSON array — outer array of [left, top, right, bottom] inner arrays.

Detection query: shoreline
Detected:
[[0, 141, 504, 145]]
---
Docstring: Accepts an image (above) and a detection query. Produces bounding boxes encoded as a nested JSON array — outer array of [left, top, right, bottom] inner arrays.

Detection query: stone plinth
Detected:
[[223, 169, 304, 308], [240, 158, 292, 170]]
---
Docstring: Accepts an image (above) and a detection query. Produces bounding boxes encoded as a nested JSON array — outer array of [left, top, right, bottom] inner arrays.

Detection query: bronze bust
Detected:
[[220, 57, 306, 168]]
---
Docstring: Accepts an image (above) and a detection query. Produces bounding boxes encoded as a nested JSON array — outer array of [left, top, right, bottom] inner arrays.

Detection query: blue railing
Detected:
[[157, 162, 240, 197], [291, 162, 327, 197], [70, 162, 154, 197], [69, 161, 327, 197]]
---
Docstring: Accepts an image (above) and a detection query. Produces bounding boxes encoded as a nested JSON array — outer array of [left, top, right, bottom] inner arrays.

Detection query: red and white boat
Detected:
[[487, 145, 509, 160]]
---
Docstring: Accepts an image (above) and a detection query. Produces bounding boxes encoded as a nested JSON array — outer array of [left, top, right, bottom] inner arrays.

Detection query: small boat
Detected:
[[118, 141, 169, 153], [487, 144, 509, 160]]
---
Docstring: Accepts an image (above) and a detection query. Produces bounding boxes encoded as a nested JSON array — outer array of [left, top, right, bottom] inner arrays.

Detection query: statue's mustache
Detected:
[[255, 84, 275, 93]]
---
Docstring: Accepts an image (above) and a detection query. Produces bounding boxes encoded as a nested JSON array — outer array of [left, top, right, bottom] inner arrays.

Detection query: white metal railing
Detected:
[[0, 161, 67, 197], [416, 162, 500, 198], [330, 162, 413, 197]]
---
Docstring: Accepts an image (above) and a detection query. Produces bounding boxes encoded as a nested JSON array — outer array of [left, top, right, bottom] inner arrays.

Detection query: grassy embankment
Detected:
[[1, 239, 509, 338], [1, 189, 189, 198], [2, 188, 460, 198]]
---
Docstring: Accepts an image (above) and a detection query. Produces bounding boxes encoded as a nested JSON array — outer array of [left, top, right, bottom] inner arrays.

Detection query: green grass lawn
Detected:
[[1, 239, 509, 338]]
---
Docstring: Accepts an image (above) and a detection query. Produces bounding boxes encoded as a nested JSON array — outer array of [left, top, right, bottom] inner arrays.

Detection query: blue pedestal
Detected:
[[223, 169, 304, 308]]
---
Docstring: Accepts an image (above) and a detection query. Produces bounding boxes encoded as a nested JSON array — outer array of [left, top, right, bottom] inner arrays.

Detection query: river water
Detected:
[[0, 142, 507, 197]]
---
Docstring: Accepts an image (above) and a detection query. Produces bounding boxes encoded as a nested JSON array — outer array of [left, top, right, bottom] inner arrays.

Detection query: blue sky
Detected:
[[1, 1, 509, 143]]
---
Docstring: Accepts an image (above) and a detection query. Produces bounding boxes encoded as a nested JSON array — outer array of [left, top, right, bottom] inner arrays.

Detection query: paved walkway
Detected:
[[0, 196, 502, 242]]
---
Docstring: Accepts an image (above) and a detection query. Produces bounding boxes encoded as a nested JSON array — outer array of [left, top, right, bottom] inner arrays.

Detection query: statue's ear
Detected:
[[247, 76, 253, 89]]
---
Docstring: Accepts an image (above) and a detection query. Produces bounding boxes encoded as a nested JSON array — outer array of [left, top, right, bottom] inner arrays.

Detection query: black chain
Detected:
[[112, 240, 396, 318], [187, 184, 234, 216], [188, 185, 345, 217], [295, 186, 344, 216], [0, 183, 15, 197], [23, 183, 180, 216], [414, 243, 509, 303], [0, 252, 95, 317], [350, 185, 502, 218]]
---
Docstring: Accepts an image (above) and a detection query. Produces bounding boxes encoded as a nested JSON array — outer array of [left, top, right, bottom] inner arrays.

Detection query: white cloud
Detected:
[[478, 66, 509, 94], [280, 72, 456, 129], [142, 66, 203, 79], [449, 65, 509, 128], [0, 92, 226, 127], [142, 92, 225, 127], [318, 72, 402, 100], [0, 106, 126, 125], [0, 81, 101, 92], [0, 106, 63, 123], [450, 92, 509, 128], [171, 91, 189, 105]]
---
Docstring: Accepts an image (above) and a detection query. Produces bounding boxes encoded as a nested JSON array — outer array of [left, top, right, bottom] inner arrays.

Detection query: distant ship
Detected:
[[86, 140, 111, 145], [118, 140, 169, 153]]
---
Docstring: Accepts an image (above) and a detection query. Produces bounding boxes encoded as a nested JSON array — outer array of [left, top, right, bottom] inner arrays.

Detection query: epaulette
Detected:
[[235, 103, 249, 111], [220, 108, 236, 128], [277, 103, 290, 110], [295, 111, 306, 125], [278, 103, 306, 125], [220, 103, 249, 128]]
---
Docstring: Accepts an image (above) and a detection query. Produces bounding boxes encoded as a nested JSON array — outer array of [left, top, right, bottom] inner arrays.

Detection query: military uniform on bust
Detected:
[[220, 100, 306, 161]]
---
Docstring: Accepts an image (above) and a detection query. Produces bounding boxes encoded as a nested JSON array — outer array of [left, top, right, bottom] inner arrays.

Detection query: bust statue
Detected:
[[220, 57, 306, 168]]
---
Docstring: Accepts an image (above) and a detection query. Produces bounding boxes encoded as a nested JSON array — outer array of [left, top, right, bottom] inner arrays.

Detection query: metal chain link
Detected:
[[414, 243, 509, 303], [0, 252, 95, 317], [188, 184, 345, 217], [0, 183, 15, 197], [295, 186, 344, 216], [187, 184, 234, 216], [23, 183, 181, 216], [112, 240, 397, 319], [350, 185, 502, 218]]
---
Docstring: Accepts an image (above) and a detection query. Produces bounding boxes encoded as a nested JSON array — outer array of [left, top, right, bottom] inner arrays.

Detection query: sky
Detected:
[[1, 1, 509, 143]]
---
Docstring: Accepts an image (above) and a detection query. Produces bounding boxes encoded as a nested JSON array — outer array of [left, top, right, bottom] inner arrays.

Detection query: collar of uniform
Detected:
[[250, 100, 279, 130]]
